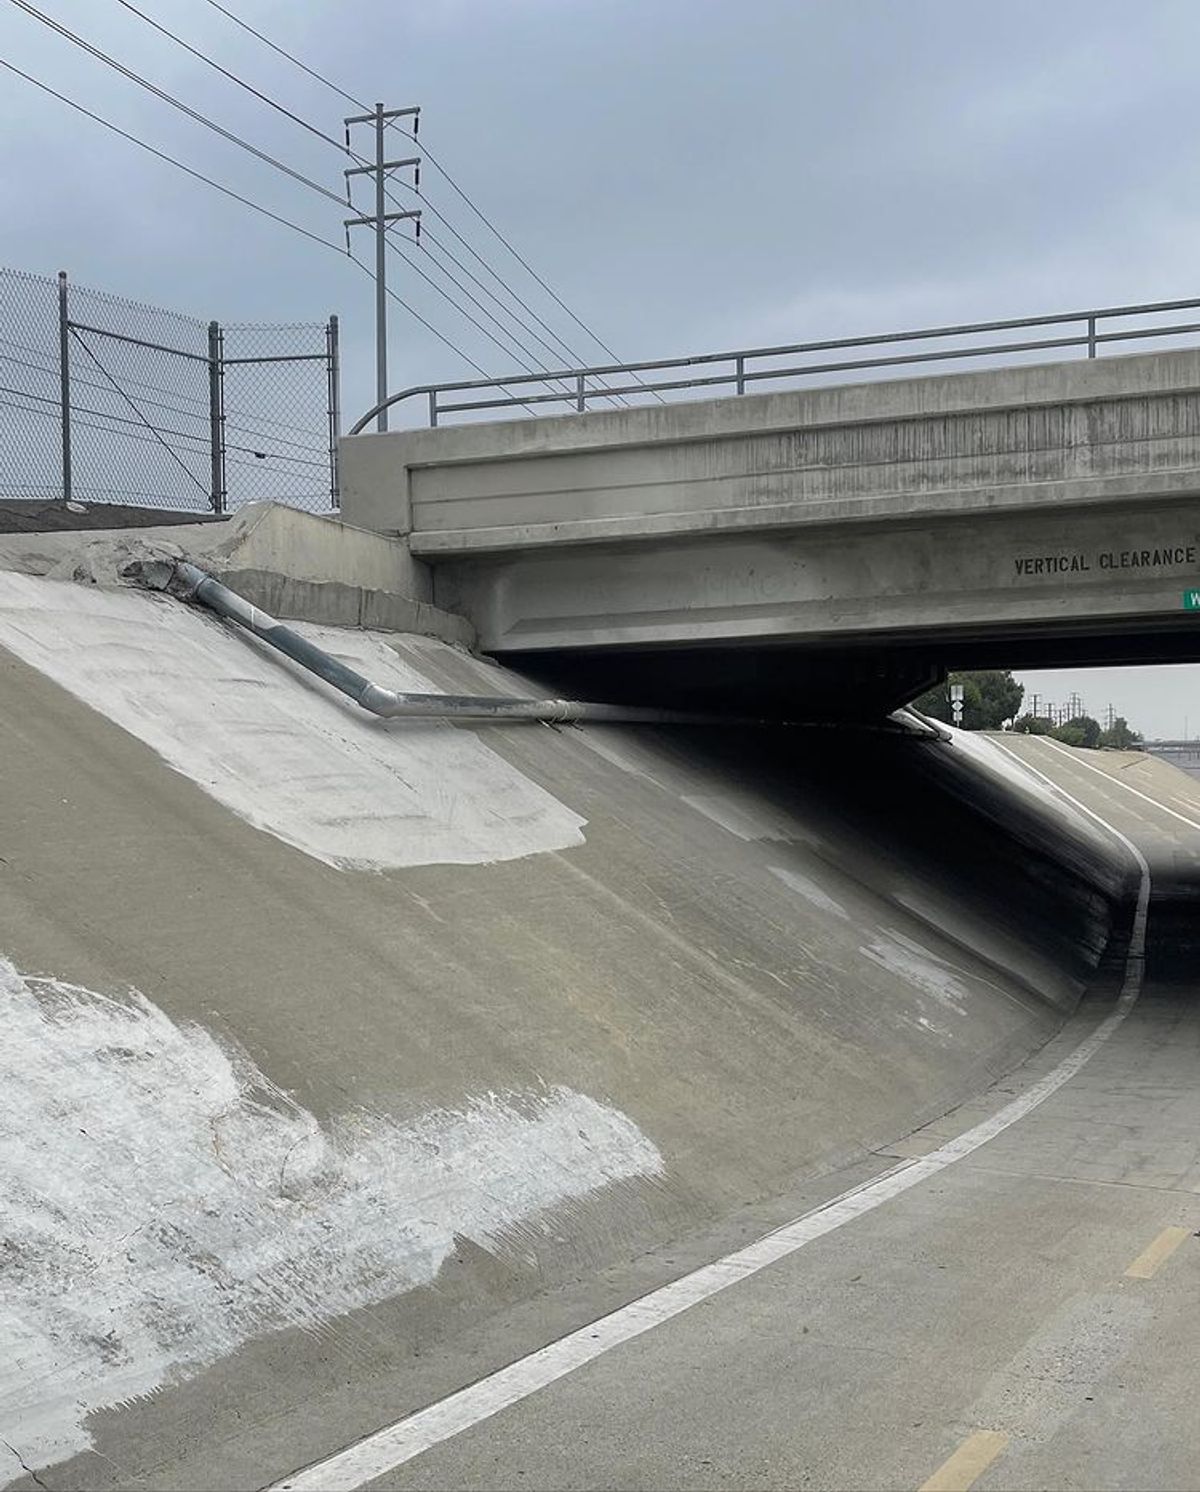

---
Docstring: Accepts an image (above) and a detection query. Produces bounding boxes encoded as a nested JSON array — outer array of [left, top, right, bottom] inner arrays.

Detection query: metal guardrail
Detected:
[[350, 295, 1200, 434]]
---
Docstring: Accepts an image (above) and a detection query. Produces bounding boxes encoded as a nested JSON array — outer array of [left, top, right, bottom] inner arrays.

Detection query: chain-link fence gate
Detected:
[[0, 266, 340, 513]]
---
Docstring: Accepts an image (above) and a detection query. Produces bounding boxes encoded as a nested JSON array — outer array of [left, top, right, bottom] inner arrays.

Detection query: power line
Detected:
[[107, 0, 621, 391], [17, 7, 569, 389], [193, 0, 643, 390], [200, 0, 367, 111], [9, 0, 347, 210], [389, 123, 661, 399], [379, 180, 628, 402], [0, 56, 508, 383], [349, 252, 539, 416], [111, 0, 347, 153], [384, 231, 564, 383], [418, 225, 593, 373], [5, 18, 591, 402], [416, 228, 624, 407], [345, 251, 485, 380], [0, 56, 346, 256]]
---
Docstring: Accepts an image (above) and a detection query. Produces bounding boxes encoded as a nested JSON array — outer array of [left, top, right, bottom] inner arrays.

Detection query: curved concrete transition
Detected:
[[1, 569, 1198, 1491]]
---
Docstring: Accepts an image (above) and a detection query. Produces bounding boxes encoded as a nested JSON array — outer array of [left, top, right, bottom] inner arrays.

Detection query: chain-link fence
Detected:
[[0, 266, 340, 513]]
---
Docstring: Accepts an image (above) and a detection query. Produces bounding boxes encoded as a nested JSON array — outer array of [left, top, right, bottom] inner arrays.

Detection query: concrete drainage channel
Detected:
[[1, 517, 1199, 1492]]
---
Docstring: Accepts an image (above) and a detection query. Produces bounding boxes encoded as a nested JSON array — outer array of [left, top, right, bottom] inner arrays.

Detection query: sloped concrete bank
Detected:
[[0, 565, 1145, 1490]]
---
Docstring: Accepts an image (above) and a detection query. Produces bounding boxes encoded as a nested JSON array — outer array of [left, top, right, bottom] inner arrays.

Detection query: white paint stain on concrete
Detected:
[[0, 956, 662, 1483], [863, 929, 970, 1016], [0, 573, 584, 870], [769, 864, 849, 920]]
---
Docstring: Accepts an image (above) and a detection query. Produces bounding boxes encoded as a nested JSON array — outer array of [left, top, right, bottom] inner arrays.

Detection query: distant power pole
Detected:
[[1028, 692, 1041, 719], [1104, 703, 1116, 732], [344, 103, 422, 432]]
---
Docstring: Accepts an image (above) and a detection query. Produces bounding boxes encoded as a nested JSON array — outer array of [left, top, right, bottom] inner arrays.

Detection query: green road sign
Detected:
[[1187, 589, 1200, 611]]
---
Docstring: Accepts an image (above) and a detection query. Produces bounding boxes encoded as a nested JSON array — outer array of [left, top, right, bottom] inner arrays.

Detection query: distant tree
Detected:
[[1051, 715, 1102, 748], [1013, 714, 1054, 735], [913, 670, 1024, 730], [1098, 716, 1143, 750]]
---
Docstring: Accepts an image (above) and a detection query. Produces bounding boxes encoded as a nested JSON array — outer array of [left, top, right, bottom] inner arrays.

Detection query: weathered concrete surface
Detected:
[[345, 348, 1200, 551], [275, 738, 1200, 1492], [0, 501, 469, 648], [433, 500, 1200, 655], [339, 350, 1200, 675], [0, 574, 1146, 1490]]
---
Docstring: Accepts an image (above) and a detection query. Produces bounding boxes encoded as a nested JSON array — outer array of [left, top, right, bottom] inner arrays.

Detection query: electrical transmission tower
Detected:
[[344, 103, 421, 431]]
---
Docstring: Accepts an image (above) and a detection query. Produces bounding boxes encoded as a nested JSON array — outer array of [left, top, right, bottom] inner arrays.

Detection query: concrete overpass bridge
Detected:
[[340, 301, 1200, 714], [1146, 740, 1200, 779]]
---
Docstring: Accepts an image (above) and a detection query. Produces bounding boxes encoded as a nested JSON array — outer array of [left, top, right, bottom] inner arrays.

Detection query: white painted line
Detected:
[[265, 759, 1151, 1492], [1038, 735, 1200, 835]]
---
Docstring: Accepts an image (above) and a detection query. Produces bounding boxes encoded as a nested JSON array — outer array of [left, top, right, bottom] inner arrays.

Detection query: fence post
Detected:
[[207, 320, 226, 514], [326, 314, 341, 507], [428, 389, 438, 427], [575, 373, 586, 412], [57, 270, 72, 501], [735, 354, 746, 395], [1087, 315, 1097, 359]]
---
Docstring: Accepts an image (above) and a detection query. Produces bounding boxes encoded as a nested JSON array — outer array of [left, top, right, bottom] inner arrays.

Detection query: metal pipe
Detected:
[[140, 560, 722, 725]]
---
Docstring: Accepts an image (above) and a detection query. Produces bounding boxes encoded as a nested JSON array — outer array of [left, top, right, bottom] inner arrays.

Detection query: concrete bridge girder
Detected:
[[339, 347, 1200, 710]]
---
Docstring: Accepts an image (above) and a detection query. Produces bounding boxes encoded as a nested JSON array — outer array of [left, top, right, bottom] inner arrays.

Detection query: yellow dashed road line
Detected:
[[1125, 1225, 1191, 1280], [918, 1430, 1009, 1491]]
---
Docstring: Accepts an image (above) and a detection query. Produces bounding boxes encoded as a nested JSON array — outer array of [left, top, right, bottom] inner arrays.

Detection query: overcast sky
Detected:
[[2, 0, 1200, 735]]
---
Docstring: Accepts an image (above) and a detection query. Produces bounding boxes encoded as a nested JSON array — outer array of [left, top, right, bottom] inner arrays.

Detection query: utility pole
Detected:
[[344, 103, 421, 432]]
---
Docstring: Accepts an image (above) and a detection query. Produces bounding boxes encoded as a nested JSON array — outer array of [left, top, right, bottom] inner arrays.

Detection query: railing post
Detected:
[[428, 389, 438, 428], [207, 320, 226, 514], [326, 314, 341, 507], [576, 372, 586, 412], [735, 354, 745, 395], [1087, 315, 1097, 359], [57, 270, 72, 501]]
